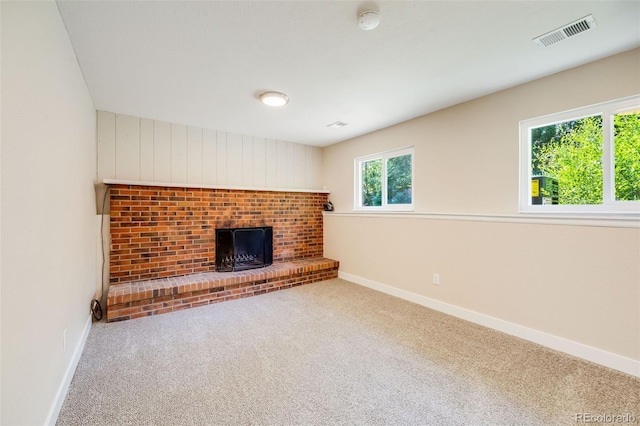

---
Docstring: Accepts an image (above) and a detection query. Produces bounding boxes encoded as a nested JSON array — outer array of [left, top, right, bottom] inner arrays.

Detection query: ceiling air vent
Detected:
[[327, 121, 349, 128], [533, 14, 597, 47]]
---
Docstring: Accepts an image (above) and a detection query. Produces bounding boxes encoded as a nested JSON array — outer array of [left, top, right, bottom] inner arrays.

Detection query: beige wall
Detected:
[[97, 111, 323, 190], [1, 2, 98, 424], [322, 49, 640, 367], [323, 49, 640, 215]]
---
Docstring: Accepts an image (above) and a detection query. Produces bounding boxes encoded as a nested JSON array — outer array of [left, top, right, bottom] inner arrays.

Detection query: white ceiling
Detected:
[[57, 1, 640, 147]]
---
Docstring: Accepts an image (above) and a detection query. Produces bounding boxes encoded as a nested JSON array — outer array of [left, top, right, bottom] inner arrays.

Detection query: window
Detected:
[[355, 147, 414, 211], [520, 95, 640, 214]]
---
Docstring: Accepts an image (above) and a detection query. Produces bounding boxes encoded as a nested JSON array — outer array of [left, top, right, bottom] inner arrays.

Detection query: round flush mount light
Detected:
[[259, 91, 289, 107], [358, 10, 380, 31]]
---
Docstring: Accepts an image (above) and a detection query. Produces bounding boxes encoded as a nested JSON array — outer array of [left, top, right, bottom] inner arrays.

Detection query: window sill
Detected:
[[519, 205, 640, 215], [352, 208, 414, 213]]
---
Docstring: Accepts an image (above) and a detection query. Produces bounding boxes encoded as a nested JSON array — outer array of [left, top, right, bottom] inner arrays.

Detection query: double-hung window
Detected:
[[355, 147, 414, 211], [519, 95, 640, 214]]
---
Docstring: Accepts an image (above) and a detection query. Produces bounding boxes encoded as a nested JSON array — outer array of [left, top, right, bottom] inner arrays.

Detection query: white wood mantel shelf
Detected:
[[102, 179, 331, 194]]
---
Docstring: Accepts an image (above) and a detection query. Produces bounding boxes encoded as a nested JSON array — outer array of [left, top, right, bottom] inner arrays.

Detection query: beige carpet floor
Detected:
[[57, 278, 639, 425]]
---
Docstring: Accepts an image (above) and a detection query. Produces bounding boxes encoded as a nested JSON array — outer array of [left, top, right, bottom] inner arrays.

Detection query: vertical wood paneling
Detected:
[[286, 142, 295, 188], [294, 143, 306, 188], [313, 147, 323, 189], [314, 147, 323, 189], [202, 128, 217, 185], [227, 133, 243, 186], [140, 118, 154, 181], [153, 120, 171, 182], [216, 131, 227, 185], [98, 110, 323, 190], [115, 114, 140, 180], [97, 111, 116, 180], [276, 140, 287, 188], [187, 126, 203, 184], [265, 139, 277, 188], [253, 138, 266, 188], [242, 135, 253, 187], [171, 124, 187, 183], [305, 145, 316, 189]]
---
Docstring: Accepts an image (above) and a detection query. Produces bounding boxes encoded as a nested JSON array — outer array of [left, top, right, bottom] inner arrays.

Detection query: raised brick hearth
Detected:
[[107, 258, 339, 322]]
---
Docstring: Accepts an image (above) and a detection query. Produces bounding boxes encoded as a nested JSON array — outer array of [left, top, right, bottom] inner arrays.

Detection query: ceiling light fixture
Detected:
[[259, 91, 289, 107], [358, 10, 380, 31]]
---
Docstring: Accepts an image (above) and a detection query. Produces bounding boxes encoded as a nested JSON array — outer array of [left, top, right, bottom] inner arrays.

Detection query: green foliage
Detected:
[[533, 112, 640, 205], [360, 154, 412, 207], [387, 154, 412, 204], [362, 159, 382, 206], [614, 112, 640, 201], [530, 120, 590, 175], [534, 115, 603, 204]]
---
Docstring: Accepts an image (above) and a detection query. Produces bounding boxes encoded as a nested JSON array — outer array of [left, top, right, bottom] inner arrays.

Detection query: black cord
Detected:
[[91, 299, 103, 321], [91, 184, 111, 321]]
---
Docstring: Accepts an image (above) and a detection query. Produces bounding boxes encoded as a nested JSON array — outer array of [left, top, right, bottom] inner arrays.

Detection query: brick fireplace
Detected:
[[109, 185, 327, 283], [106, 184, 338, 321]]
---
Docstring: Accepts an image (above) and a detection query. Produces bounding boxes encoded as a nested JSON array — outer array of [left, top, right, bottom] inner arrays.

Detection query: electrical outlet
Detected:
[[433, 273, 440, 285], [63, 329, 67, 352]]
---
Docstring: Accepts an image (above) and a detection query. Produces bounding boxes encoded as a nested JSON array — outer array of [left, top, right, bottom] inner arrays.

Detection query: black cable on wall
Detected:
[[91, 184, 111, 321]]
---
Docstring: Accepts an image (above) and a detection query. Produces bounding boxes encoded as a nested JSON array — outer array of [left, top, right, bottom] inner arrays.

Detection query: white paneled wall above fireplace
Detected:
[[97, 111, 322, 190]]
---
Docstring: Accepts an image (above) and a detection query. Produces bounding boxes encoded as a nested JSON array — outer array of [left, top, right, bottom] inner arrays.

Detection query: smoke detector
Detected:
[[533, 14, 598, 47], [358, 10, 380, 31]]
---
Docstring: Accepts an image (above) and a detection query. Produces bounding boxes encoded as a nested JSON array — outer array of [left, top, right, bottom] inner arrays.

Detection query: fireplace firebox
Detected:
[[215, 226, 273, 272]]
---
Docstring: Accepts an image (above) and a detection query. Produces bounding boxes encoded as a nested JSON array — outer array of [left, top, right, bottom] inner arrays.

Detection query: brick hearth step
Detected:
[[107, 258, 339, 322]]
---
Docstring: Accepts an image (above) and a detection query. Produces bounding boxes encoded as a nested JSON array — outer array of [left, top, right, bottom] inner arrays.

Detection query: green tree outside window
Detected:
[[387, 154, 412, 205], [532, 111, 639, 205], [362, 159, 382, 206]]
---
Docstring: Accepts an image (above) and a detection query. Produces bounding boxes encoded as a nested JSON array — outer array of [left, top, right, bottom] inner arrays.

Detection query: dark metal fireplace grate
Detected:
[[215, 226, 273, 272]]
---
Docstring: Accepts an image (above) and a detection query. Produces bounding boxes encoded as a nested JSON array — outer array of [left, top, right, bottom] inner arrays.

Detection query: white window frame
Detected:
[[519, 95, 640, 215], [354, 146, 414, 212]]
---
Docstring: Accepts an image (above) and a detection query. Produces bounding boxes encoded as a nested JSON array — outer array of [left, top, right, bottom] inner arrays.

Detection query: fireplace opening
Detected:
[[215, 226, 273, 272]]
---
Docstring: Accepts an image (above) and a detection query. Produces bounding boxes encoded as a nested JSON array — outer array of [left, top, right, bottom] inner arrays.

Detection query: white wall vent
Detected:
[[533, 14, 597, 47], [327, 121, 349, 128]]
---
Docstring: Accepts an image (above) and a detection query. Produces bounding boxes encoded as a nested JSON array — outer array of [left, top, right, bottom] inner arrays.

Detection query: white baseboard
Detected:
[[45, 315, 93, 425], [339, 271, 640, 378]]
